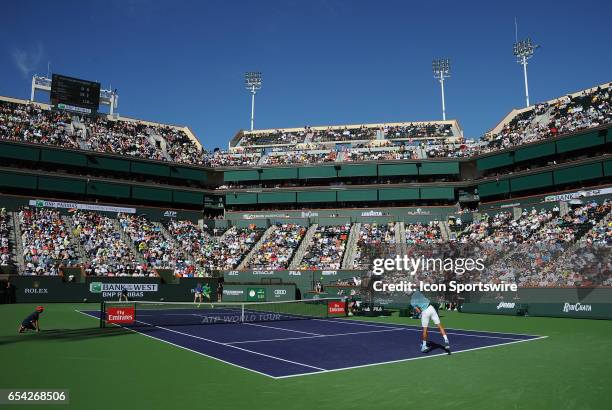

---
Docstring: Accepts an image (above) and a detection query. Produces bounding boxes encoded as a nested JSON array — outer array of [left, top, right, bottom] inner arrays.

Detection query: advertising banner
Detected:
[[106, 307, 135, 324], [327, 301, 346, 315]]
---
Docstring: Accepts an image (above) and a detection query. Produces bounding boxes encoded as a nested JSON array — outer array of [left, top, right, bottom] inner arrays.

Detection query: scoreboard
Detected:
[[50, 74, 101, 113]]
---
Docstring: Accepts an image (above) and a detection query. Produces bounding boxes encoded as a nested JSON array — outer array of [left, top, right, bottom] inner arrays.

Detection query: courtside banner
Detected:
[[106, 307, 135, 324], [328, 301, 346, 315]]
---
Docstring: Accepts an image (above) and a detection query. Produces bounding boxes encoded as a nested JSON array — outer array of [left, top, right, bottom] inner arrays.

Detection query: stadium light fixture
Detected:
[[432, 59, 450, 121], [513, 37, 539, 107], [245, 72, 262, 131]]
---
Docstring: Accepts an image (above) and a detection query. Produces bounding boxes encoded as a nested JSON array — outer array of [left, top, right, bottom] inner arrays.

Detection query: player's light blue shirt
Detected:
[[410, 291, 430, 311]]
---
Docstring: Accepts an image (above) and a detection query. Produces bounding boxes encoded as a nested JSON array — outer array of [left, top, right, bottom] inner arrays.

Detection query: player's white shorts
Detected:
[[421, 305, 440, 327]]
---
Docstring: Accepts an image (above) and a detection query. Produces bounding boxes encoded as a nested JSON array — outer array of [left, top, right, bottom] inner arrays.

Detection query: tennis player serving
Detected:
[[410, 291, 450, 353]]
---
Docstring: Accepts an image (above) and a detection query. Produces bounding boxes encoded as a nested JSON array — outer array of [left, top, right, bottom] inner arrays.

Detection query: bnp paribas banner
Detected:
[[29, 199, 136, 214]]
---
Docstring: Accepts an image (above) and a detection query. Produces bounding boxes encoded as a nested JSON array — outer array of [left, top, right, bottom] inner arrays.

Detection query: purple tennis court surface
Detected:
[[80, 310, 544, 378]]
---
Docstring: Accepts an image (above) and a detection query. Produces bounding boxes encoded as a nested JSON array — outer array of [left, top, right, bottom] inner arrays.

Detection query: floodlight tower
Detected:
[[432, 59, 450, 120], [513, 38, 539, 107], [245, 72, 262, 131]]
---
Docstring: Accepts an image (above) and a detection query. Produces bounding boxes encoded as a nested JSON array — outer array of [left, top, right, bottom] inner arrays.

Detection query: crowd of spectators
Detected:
[[482, 84, 611, 153], [311, 126, 377, 143], [1, 84, 609, 170], [85, 116, 166, 161], [204, 151, 261, 167], [247, 224, 306, 270], [0, 100, 77, 149], [384, 123, 453, 139], [353, 223, 396, 269], [158, 126, 204, 164], [298, 224, 350, 270], [1, 208, 12, 267], [200, 226, 264, 271], [73, 211, 150, 277], [165, 219, 211, 277], [405, 222, 443, 245], [262, 151, 337, 165], [118, 214, 188, 274], [19, 207, 79, 276], [239, 129, 307, 146], [344, 148, 417, 162]]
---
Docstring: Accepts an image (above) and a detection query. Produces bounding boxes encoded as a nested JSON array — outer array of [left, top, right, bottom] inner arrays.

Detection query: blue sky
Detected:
[[1, 0, 610, 150]]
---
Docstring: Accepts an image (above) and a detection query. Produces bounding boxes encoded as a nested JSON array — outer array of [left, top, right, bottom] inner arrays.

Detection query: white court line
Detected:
[[243, 322, 321, 336], [275, 335, 550, 379], [313, 317, 546, 339], [236, 323, 524, 343], [227, 327, 407, 345], [74, 310, 277, 380]]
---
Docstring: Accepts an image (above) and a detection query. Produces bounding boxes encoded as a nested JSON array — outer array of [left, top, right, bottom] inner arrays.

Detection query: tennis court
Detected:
[[80, 301, 545, 378]]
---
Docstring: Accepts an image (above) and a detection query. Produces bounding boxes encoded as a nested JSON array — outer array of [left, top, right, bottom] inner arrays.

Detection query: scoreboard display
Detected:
[[50, 74, 101, 112]]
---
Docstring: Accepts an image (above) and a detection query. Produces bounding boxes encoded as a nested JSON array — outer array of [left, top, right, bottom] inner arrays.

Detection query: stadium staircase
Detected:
[[146, 129, 173, 162], [341, 223, 361, 269], [288, 224, 318, 269], [152, 222, 179, 249], [257, 155, 268, 166], [415, 147, 427, 159], [9, 212, 25, 272], [111, 218, 147, 265], [70, 117, 90, 150], [396, 222, 407, 258], [439, 221, 451, 241], [559, 201, 570, 217], [236, 225, 277, 270], [62, 216, 87, 264], [303, 130, 314, 144]]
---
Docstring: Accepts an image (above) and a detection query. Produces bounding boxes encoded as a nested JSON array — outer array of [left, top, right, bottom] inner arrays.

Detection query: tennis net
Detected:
[[100, 298, 347, 327]]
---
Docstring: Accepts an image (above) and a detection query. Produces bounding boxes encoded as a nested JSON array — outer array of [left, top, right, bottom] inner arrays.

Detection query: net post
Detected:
[[100, 301, 105, 328], [241, 303, 245, 323]]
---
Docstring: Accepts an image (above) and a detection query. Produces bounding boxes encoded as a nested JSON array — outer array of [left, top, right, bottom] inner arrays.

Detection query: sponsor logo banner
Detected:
[[544, 187, 612, 203], [30, 199, 136, 214], [106, 307, 135, 324], [496, 302, 516, 310], [328, 301, 346, 315], [247, 287, 266, 302], [89, 282, 158, 299], [562, 302, 592, 313], [273, 289, 287, 298], [223, 289, 244, 296]]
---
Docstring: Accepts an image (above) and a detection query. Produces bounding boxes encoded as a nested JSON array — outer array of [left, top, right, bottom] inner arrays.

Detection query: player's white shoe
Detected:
[[420, 344, 430, 353]]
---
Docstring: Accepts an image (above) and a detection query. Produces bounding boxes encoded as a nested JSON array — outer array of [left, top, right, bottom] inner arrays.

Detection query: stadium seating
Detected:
[[247, 224, 306, 270], [200, 225, 265, 271], [73, 211, 150, 277], [0, 208, 12, 267], [19, 207, 79, 275], [298, 224, 351, 270], [482, 84, 611, 153], [353, 223, 397, 269]]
